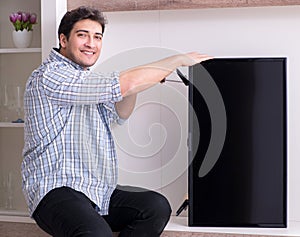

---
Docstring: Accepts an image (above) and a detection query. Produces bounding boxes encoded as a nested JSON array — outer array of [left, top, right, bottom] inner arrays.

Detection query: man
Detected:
[[22, 6, 212, 237]]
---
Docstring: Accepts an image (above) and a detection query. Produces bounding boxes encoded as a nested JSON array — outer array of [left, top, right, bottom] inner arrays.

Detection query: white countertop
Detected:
[[165, 216, 300, 236]]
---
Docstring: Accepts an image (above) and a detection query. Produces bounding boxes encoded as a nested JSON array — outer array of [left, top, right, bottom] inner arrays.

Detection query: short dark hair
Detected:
[[58, 6, 107, 47]]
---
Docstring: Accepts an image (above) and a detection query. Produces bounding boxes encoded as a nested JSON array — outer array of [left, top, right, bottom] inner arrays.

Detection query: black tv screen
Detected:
[[188, 58, 287, 227]]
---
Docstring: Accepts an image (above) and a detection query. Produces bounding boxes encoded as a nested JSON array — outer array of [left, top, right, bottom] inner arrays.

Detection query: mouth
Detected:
[[81, 50, 96, 56]]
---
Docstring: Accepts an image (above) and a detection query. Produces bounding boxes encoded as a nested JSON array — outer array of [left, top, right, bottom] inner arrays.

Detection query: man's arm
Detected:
[[119, 52, 212, 96], [115, 52, 212, 119], [115, 93, 137, 120]]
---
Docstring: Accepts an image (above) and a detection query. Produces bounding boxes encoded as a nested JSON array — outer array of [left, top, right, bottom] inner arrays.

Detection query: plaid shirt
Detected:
[[22, 48, 123, 216]]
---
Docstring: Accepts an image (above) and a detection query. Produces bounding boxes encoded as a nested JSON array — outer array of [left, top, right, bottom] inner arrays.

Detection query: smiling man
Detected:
[[59, 19, 103, 69], [21, 6, 212, 237]]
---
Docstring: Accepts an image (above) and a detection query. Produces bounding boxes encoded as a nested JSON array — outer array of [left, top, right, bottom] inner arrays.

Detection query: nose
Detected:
[[85, 36, 95, 48]]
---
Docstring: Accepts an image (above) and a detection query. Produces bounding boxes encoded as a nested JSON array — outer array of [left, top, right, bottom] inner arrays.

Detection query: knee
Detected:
[[156, 193, 172, 219], [146, 191, 172, 220], [144, 192, 172, 234]]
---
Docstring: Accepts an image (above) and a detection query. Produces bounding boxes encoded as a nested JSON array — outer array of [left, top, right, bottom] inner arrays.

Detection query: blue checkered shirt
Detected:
[[22, 48, 123, 216]]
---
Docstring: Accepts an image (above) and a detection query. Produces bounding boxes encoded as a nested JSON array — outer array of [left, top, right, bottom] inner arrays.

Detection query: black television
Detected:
[[188, 58, 287, 227]]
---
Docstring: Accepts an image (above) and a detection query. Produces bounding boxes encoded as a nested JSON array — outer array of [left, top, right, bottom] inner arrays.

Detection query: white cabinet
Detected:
[[0, 0, 66, 223]]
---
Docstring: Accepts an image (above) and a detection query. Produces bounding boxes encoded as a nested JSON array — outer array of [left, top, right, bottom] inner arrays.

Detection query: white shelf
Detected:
[[0, 210, 32, 223], [0, 48, 41, 54], [0, 213, 33, 224], [166, 216, 300, 237], [0, 210, 28, 217], [0, 122, 24, 128]]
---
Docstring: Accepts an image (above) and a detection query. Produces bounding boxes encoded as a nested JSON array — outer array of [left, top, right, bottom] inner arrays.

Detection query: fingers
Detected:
[[183, 52, 213, 66], [190, 52, 214, 63]]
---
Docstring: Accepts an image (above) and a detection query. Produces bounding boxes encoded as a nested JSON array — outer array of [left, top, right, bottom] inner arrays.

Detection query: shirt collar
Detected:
[[49, 48, 90, 71]]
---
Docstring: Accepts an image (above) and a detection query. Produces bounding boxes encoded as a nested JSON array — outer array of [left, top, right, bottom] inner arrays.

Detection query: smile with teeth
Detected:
[[82, 50, 95, 55]]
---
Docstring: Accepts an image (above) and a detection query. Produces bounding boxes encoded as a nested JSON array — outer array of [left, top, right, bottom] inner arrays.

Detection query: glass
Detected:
[[5, 171, 15, 210], [0, 171, 15, 210], [11, 85, 25, 123], [0, 85, 10, 122], [0, 85, 25, 123]]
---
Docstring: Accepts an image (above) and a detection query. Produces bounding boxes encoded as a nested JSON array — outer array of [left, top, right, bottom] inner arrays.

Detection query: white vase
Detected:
[[12, 30, 33, 48]]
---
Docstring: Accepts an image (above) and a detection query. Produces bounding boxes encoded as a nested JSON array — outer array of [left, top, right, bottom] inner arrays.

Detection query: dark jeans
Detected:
[[32, 186, 172, 237]]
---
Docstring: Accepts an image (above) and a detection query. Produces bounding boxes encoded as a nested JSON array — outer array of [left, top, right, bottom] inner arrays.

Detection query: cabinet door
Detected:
[[0, 0, 41, 218], [0, 127, 27, 215]]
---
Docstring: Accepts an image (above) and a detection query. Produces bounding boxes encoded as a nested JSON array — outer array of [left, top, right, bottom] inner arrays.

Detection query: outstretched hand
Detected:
[[119, 51, 213, 97], [179, 52, 213, 67]]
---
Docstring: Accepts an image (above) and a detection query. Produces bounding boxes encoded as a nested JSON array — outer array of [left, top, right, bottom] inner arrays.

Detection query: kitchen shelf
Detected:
[[0, 210, 28, 217], [0, 48, 41, 54], [0, 122, 24, 128], [0, 215, 33, 224]]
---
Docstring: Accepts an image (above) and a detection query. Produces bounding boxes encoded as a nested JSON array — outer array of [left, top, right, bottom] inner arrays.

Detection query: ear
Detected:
[[59, 34, 67, 48]]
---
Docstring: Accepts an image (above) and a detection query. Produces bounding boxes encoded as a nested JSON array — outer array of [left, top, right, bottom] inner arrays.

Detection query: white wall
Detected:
[[94, 5, 300, 224], [41, 0, 67, 59]]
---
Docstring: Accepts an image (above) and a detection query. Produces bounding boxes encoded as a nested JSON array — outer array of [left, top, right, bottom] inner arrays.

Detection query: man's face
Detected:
[[59, 19, 103, 69]]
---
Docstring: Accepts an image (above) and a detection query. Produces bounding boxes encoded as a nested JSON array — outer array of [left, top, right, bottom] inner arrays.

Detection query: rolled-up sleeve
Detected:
[[42, 64, 123, 105]]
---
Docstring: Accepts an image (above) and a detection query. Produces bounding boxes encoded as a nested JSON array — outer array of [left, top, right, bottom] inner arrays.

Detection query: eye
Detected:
[[95, 35, 103, 41], [77, 32, 87, 38]]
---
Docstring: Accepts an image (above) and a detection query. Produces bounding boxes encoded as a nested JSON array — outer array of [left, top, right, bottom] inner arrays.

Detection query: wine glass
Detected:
[[4, 171, 15, 210], [0, 85, 10, 122], [11, 85, 25, 123]]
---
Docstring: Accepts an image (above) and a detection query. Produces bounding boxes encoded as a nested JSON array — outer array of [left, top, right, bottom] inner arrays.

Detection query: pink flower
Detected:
[[9, 11, 37, 31], [21, 12, 30, 22], [9, 13, 19, 23], [29, 13, 37, 24]]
